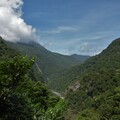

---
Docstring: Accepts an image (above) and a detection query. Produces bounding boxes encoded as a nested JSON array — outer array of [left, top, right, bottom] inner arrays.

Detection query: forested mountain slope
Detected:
[[51, 38, 120, 93], [0, 37, 19, 59], [64, 38, 120, 120], [7, 41, 89, 81], [0, 37, 67, 120]]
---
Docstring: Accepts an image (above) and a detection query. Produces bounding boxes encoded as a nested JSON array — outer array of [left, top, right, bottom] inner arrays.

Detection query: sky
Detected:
[[0, 0, 120, 55]]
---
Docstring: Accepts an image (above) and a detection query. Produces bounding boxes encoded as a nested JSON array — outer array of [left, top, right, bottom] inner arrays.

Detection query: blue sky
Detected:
[[22, 0, 120, 55]]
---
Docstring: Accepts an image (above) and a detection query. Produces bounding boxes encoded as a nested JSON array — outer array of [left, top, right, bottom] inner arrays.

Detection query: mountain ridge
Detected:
[[50, 38, 120, 93], [64, 38, 120, 120], [6, 40, 89, 82]]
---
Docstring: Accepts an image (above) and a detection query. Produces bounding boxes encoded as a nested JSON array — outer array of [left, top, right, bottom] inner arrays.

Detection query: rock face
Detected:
[[67, 81, 80, 92]]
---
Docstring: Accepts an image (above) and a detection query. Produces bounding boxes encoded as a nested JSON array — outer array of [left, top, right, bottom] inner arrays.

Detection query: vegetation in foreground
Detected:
[[0, 56, 67, 120], [0, 38, 67, 120]]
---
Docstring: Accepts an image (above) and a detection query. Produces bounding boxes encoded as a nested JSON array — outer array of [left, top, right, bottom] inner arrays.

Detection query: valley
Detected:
[[0, 0, 120, 119], [0, 37, 120, 120]]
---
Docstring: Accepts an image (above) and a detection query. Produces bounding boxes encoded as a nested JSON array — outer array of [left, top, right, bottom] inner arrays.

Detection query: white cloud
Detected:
[[44, 26, 78, 34], [0, 0, 36, 42]]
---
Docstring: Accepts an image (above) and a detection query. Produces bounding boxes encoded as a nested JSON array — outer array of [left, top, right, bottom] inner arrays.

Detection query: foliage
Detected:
[[50, 38, 120, 93], [77, 109, 101, 120], [0, 91, 33, 120], [7, 41, 89, 87], [0, 56, 35, 119], [93, 87, 120, 120], [0, 55, 67, 120], [0, 37, 19, 59], [18, 80, 50, 119], [65, 38, 120, 119], [45, 99, 67, 120], [0, 38, 68, 120]]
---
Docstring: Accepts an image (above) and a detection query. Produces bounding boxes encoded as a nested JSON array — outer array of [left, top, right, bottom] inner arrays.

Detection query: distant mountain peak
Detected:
[[71, 54, 90, 61]]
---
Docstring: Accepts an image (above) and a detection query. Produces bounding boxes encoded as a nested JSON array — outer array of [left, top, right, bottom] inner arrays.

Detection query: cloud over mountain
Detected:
[[0, 0, 36, 42]]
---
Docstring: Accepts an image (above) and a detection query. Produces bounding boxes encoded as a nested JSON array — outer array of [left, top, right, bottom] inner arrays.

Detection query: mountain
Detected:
[[0, 37, 67, 120], [51, 38, 120, 93], [7, 41, 89, 82], [0, 37, 19, 59], [0, 37, 45, 82], [1, 36, 120, 119], [71, 54, 90, 61], [63, 38, 120, 120]]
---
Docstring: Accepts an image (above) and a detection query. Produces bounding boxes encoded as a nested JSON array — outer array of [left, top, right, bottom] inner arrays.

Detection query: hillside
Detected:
[[7, 41, 89, 81], [1, 36, 120, 119], [0, 37, 44, 82], [0, 37, 67, 120], [0, 37, 19, 59], [71, 54, 90, 61], [50, 38, 120, 93], [64, 38, 120, 120]]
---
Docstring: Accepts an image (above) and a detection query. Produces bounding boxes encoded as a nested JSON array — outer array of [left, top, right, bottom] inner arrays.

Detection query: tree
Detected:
[[0, 55, 67, 120], [77, 109, 101, 120], [45, 99, 67, 120], [0, 56, 35, 120]]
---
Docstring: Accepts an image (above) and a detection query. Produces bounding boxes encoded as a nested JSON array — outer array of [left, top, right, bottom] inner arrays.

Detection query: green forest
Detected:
[[0, 37, 67, 120], [65, 38, 120, 120], [0, 37, 120, 120]]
